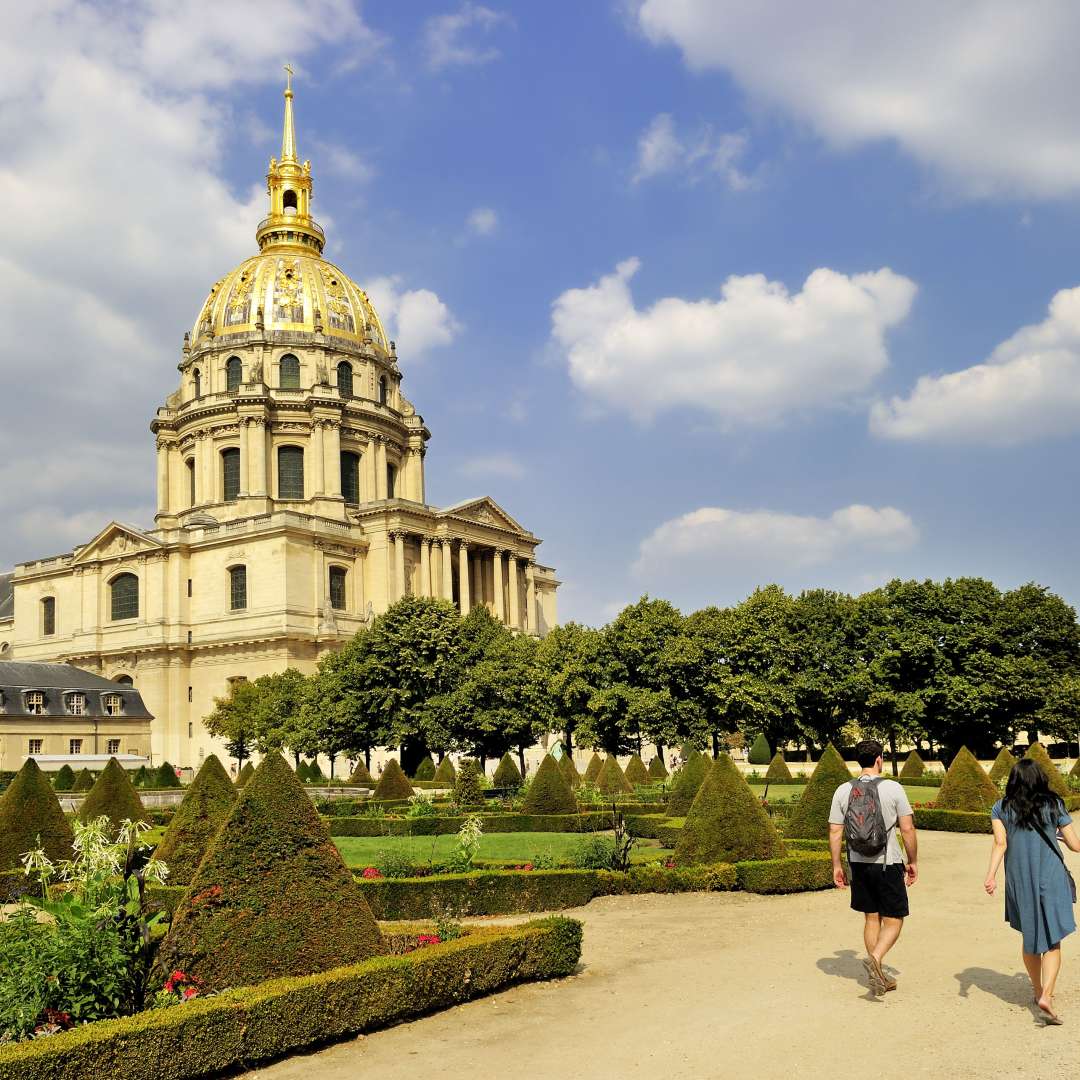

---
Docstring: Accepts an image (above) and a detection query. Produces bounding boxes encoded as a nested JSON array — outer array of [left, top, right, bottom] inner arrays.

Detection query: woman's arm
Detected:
[[1060, 823, 1080, 854], [985, 818, 1007, 895]]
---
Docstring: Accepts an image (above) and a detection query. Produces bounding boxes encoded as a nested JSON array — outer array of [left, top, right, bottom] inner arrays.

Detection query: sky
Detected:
[[4, 1, 1080, 626]]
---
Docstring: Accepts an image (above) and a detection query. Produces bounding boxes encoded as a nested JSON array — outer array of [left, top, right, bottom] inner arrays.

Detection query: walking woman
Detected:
[[985, 758, 1080, 1024]]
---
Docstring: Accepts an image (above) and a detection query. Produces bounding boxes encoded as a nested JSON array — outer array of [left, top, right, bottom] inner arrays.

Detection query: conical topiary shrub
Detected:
[[596, 756, 633, 795], [453, 759, 486, 809], [295, 760, 311, 782], [786, 744, 853, 840], [157, 752, 384, 990], [989, 747, 1017, 784], [52, 764, 76, 792], [748, 733, 772, 766], [937, 747, 998, 811], [0, 758, 74, 872], [413, 755, 436, 781], [675, 754, 785, 865], [648, 755, 668, 780], [132, 765, 151, 788], [583, 753, 604, 785], [765, 752, 793, 782], [433, 756, 457, 784], [72, 768, 95, 792], [522, 754, 577, 815], [78, 757, 148, 836], [559, 753, 581, 789], [372, 758, 414, 800], [235, 761, 255, 789], [1024, 742, 1070, 799], [492, 752, 523, 788], [348, 759, 374, 785], [306, 761, 325, 783], [666, 750, 710, 817], [899, 751, 925, 779], [1071, 755, 1080, 780], [154, 762, 182, 789], [152, 755, 236, 885], [624, 754, 649, 786]]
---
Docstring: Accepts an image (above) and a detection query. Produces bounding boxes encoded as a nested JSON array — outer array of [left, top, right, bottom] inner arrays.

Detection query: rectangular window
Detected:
[[106, 738, 120, 755], [187, 459, 196, 506], [222, 448, 241, 501], [329, 566, 347, 611], [187, 579, 192, 597], [42, 597, 55, 636], [68, 693, 86, 716], [230, 565, 247, 611], [278, 446, 305, 500], [187, 631, 193, 643], [103, 694, 122, 717], [341, 451, 361, 504], [188, 686, 193, 702], [188, 722, 193, 739], [28, 739, 42, 755], [25, 691, 45, 715], [387, 463, 397, 499], [69, 739, 82, 755]]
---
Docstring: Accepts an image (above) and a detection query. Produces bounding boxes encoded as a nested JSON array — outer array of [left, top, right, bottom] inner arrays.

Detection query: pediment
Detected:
[[72, 522, 163, 565], [440, 497, 528, 535]]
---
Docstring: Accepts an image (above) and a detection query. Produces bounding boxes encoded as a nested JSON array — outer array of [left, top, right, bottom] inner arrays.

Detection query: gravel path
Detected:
[[248, 832, 1080, 1079]]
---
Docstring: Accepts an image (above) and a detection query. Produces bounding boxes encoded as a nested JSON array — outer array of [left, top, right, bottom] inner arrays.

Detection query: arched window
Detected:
[[378, 375, 388, 406], [283, 189, 298, 214], [329, 566, 347, 610], [225, 356, 242, 392], [229, 565, 247, 611], [186, 459, 196, 506], [387, 463, 397, 499], [114, 675, 134, 686], [110, 573, 139, 621], [337, 361, 354, 398], [277, 445, 305, 500], [193, 368, 202, 398], [41, 596, 55, 636], [280, 354, 300, 388], [341, 451, 361, 504], [221, 447, 241, 502]]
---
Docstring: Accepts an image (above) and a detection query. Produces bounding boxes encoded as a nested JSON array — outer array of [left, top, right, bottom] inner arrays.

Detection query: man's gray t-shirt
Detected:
[[828, 777, 913, 865]]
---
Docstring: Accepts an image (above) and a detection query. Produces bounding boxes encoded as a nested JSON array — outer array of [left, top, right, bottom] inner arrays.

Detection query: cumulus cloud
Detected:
[[362, 276, 462, 356], [633, 113, 751, 189], [424, 4, 510, 71], [871, 285, 1080, 444], [636, 1, 1080, 199], [467, 206, 499, 235], [457, 453, 526, 480], [550, 258, 916, 424]]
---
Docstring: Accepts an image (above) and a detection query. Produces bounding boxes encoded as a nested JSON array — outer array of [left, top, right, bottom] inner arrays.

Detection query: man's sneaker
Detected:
[[863, 955, 896, 993]]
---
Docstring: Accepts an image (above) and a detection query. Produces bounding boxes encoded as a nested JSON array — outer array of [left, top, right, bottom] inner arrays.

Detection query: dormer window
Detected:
[[103, 694, 123, 717], [25, 691, 45, 715], [67, 693, 87, 716]]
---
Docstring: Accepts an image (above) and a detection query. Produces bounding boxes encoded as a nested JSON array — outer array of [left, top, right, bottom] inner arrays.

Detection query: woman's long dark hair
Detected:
[[1002, 758, 1063, 830]]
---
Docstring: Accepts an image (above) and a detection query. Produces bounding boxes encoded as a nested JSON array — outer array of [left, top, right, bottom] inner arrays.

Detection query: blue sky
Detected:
[[5, 2, 1080, 625]]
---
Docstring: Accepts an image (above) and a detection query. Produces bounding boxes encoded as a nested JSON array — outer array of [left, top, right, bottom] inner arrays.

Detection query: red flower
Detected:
[[523, 863, 534, 871], [182, 987, 198, 1000], [416, 934, 442, 947], [361, 866, 382, 879]]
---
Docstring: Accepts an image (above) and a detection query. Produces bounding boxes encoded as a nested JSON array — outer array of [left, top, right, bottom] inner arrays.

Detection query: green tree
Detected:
[[537, 622, 607, 756], [203, 681, 263, 767]]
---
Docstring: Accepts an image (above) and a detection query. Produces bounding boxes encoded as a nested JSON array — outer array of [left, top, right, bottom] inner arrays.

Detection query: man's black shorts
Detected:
[[849, 863, 909, 918]]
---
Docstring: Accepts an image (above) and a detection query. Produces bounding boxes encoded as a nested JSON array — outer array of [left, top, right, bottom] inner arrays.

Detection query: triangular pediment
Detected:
[[72, 522, 162, 565], [440, 497, 529, 535]]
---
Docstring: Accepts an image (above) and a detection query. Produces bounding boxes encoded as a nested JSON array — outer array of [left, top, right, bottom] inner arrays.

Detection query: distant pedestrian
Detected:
[[985, 759, 1080, 1024], [829, 738, 918, 995]]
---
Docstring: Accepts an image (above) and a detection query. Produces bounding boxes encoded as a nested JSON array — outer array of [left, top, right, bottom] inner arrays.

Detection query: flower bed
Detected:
[[0, 918, 582, 1080]]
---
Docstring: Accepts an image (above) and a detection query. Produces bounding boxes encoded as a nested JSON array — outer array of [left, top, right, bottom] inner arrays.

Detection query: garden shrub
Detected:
[[748, 733, 772, 766], [492, 752, 522, 788], [78, 758, 148, 836], [413, 755, 436, 782], [307, 761, 326, 783], [158, 752, 385, 991], [132, 766, 151, 788], [785, 744, 852, 840], [522, 754, 577, 815], [235, 761, 255, 788], [1024, 742, 1070, 799], [765, 752, 793, 782], [558, 753, 581, 789], [988, 747, 1016, 784], [675, 754, 784, 865], [914, 808, 991, 833], [899, 751, 925, 779], [52, 764, 76, 792], [373, 759, 415, 801], [151, 755, 235, 886], [153, 762, 181, 789], [666, 750, 709, 817], [453, 760, 485, 809], [647, 755, 668, 780], [624, 755, 649, 785], [296, 760, 311, 782], [348, 759, 374, 785], [582, 753, 604, 785], [937, 746, 998, 811], [595, 756, 632, 796], [433, 757, 457, 784], [0, 758, 74, 873], [72, 768, 95, 792], [1072, 756, 1080, 780], [735, 851, 833, 893]]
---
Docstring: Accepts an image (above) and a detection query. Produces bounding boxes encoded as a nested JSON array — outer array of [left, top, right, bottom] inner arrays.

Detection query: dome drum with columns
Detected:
[[0, 76, 559, 771]]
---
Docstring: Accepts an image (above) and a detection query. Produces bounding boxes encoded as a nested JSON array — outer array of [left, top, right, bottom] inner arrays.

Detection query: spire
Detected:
[[281, 63, 297, 162]]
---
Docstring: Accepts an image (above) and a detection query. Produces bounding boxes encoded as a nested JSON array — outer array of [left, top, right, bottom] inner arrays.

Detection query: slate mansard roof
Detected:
[[0, 573, 12, 622], [0, 662, 153, 719]]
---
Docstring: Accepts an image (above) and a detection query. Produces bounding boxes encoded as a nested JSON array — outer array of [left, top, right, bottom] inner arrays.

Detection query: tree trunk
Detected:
[[293, 750, 301, 768], [517, 746, 527, 777], [564, 728, 574, 756], [328, 753, 336, 780], [712, 731, 720, 759], [365, 746, 371, 769], [888, 731, 898, 777], [655, 742, 665, 767]]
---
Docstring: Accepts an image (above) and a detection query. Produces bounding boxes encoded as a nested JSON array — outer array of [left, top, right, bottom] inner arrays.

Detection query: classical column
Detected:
[[376, 438, 388, 499], [156, 439, 171, 514], [366, 435, 379, 501], [394, 532, 406, 599], [457, 541, 470, 613], [251, 419, 267, 495], [525, 560, 537, 633], [441, 540, 454, 601], [324, 420, 342, 497], [312, 420, 326, 495], [507, 555, 520, 629], [493, 549, 506, 623], [238, 420, 249, 496], [419, 539, 431, 598], [471, 553, 482, 607]]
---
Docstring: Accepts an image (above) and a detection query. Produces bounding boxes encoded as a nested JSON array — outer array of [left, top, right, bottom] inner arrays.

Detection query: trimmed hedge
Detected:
[[492, 752, 522, 788], [0, 758, 74, 872], [453, 759, 485, 809], [413, 755, 437, 782], [899, 775, 944, 788], [666, 750, 709, 817], [989, 747, 1017, 784], [78, 757, 148, 835], [582, 753, 604, 785], [595, 756, 633, 796], [785, 744, 851, 840], [432, 756, 457, 784], [624, 755, 650, 786], [748, 733, 771, 766], [372, 759, 414, 801], [154, 762, 182, 789], [899, 751, 925, 779], [1024, 742, 1071, 799], [765, 752, 793, 782], [735, 851, 832, 893], [522, 754, 577, 815], [235, 761, 255, 788], [937, 746, 997, 811], [914, 808, 991, 833], [52, 764, 76, 792], [72, 768, 95, 792], [348, 759, 374, 785], [647, 755, 668, 780], [328, 811, 629, 837], [559, 753, 582, 789], [0, 920, 582, 1080]]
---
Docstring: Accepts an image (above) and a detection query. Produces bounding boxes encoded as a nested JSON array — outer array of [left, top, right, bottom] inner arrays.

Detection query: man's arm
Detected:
[[899, 813, 917, 885], [829, 823, 847, 888]]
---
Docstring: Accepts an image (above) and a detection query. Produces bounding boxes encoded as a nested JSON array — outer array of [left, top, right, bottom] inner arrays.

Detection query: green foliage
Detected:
[[203, 680, 264, 766], [373, 759, 414, 801], [492, 752, 522, 788], [595, 755, 632, 795], [348, 759, 374, 785], [647, 755, 668, 780], [582, 753, 604, 784], [899, 751, 925, 779], [624, 754, 649, 785], [296, 760, 311, 782], [78, 759, 147, 837], [937, 746, 998, 811], [747, 733, 772, 765], [675, 754, 785, 865], [521, 755, 577, 815], [131, 766, 151, 789], [558, 753, 581, 789], [537, 621, 607, 758], [0, 759, 74, 873], [666, 750, 710, 816], [989, 747, 1017, 784], [452, 760, 485, 809], [734, 851, 833, 893], [764, 752, 793, 782], [234, 761, 255, 789], [413, 755, 436, 781], [153, 762, 181, 789], [1024, 742, 1071, 799], [570, 835, 620, 870], [52, 765, 76, 792], [441, 815, 484, 874], [913, 808, 992, 833], [158, 752, 384, 991], [1072, 757, 1080, 780], [306, 760, 325, 783], [151, 755, 235, 886], [785, 744, 852, 840], [72, 769, 94, 792], [433, 757, 457, 784]]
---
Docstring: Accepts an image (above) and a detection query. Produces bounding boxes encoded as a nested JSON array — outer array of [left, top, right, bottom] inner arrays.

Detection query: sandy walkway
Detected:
[[248, 832, 1079, 1080]]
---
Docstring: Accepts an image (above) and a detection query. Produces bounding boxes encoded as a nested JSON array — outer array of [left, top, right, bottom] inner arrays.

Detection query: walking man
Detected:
[[829, 739, 918, 994]]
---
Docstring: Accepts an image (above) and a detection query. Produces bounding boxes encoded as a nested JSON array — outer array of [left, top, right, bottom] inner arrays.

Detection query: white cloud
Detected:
[[636, 1, 1080, 199], [467, 206, 499, 235], [633, 113, 751, 189], [362, 276, 462, 356], [457, 454, 526, 480], [871, 285, 1080, 444], [424, 4, 510, 72], [310, 138, 375, 182], [550, 258, 916, 424]]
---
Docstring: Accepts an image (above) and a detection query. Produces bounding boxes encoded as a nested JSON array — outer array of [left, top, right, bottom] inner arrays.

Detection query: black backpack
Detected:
[[844, 777, 889, 859]]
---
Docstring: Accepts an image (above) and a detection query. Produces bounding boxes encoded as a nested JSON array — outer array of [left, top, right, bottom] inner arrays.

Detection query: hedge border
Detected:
[[326, 811, 663, 837], [0, 919, 582, 1080]]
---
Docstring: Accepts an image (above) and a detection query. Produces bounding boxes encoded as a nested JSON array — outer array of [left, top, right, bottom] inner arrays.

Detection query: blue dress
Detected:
[[991, 798, 1076, 955]]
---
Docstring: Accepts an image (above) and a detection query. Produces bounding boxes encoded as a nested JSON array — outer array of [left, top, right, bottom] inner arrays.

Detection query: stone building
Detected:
[[0, 78, 559, 771]]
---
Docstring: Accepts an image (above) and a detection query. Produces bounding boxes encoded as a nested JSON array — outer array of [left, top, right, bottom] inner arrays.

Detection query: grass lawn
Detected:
[[333, 832, 670, 868]]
